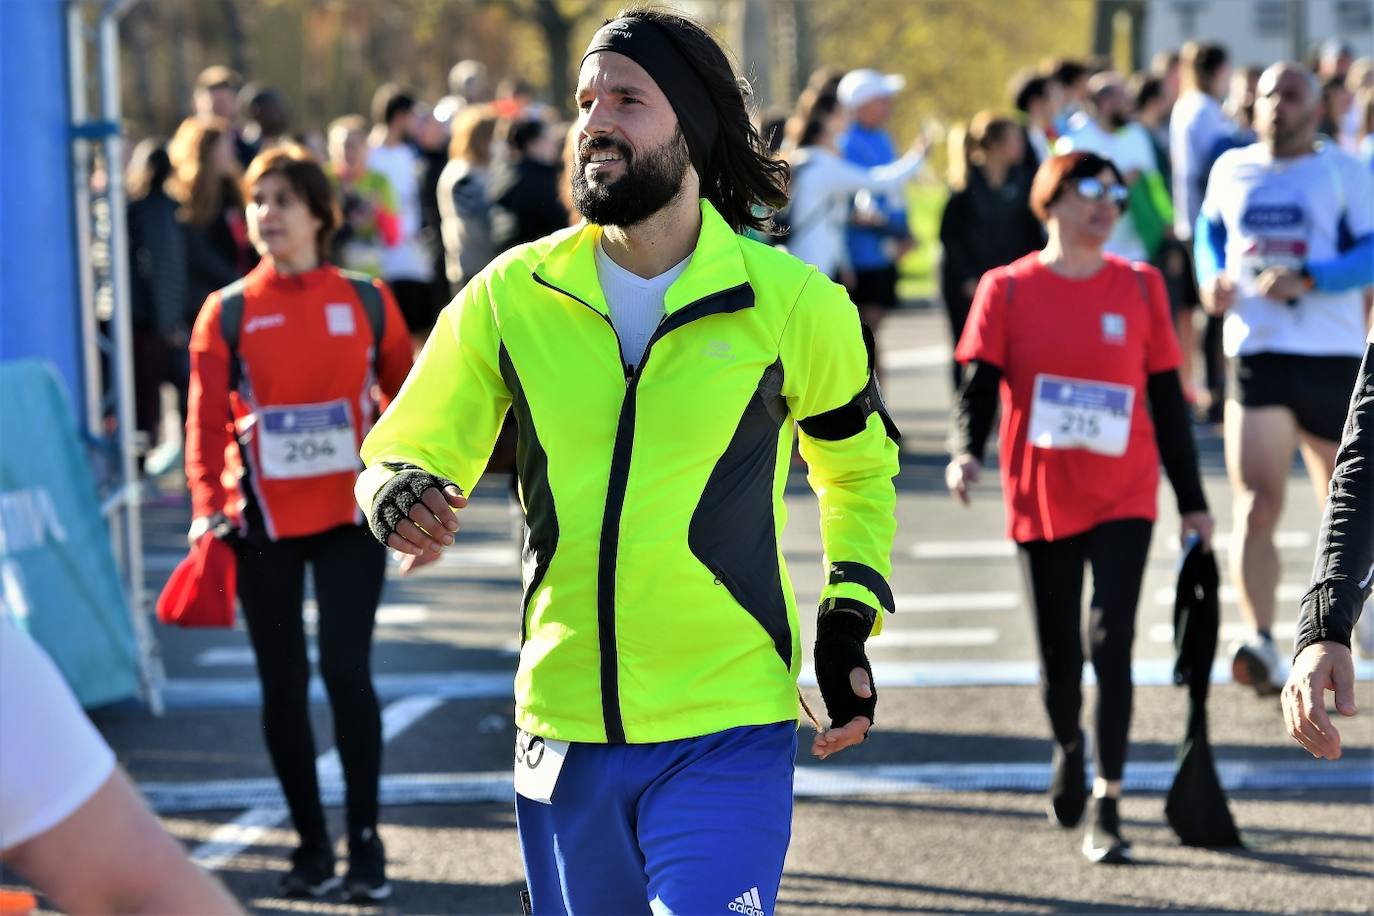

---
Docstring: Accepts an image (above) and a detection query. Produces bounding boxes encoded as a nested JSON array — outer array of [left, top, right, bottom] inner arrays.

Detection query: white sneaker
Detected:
[[1229, 632, 1284, 696]]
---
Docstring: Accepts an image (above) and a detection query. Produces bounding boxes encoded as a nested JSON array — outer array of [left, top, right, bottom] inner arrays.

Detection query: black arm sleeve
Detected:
[[952, 359, 1001, 461], [1146, 369, 1208, 515], [1295, 342, 1374, 655]]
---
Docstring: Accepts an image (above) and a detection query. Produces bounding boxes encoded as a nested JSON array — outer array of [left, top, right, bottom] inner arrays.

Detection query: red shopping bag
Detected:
[[156, 535, 237, 627]]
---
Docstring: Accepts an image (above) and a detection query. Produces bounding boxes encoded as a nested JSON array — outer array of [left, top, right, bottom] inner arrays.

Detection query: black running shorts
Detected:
[[1228, 352, 1362, 442]]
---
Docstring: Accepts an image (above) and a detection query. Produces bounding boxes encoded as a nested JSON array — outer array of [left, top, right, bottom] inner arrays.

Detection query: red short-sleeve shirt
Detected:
[[955, 253, 1181, 543]]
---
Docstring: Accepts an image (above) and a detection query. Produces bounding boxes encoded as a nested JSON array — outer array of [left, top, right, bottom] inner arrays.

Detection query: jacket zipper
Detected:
[[533, 271, 749, 742]]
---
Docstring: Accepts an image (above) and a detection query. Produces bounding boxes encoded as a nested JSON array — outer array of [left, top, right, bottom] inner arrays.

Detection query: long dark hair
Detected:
[[613, 7, 789, 234]]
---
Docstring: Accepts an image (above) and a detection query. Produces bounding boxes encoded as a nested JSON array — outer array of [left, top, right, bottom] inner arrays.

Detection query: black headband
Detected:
[[581, 16, 718, 181]]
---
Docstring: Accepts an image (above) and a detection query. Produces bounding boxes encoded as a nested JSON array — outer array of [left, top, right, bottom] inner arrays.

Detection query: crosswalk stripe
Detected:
[[871, 627, 1000, 647], [1148, 621, 1297, 644], [910, 531, 1313, 561], [895, 591, 1020, 612], [1152, 583, 1307, 606], [144, 755, 1372, 815]]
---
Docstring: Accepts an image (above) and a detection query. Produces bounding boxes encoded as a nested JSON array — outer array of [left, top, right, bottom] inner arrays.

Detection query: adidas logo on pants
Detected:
[[728, 886, 765, 916]]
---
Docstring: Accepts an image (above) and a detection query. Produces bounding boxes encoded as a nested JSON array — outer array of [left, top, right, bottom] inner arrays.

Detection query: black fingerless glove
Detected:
[[814, 598, 877, 733], [368, 466, 458, 546]]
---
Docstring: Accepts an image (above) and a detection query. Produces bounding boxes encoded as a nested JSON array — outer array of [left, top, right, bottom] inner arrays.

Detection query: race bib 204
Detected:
[[257, 400, 360, 480], [1028, 374, 1135, 457]]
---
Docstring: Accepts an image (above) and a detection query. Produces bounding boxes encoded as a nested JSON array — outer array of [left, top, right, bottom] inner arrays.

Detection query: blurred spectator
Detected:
[[1224, 66, 1263, 137], [193, 65, 255, 167], [238, 84, 291, 164], [168, 115, 254, 331], [1130, 73, 1172, 189], [1343, 59, 1373, 154], [1056, 71, 1172, 264], [368, 83, 437, 343], [557, 120, 581, 225], [1320, 76, 1355, 150], [435, 58, 491, 123], [488, 117, 569, 253], [1170, 42, 1233, 242], [411, 103, 452, 312], [1048, 59, 1091, 135], [1356, 85, 1374, 169], [326, 114, 400, 278], [1013, 71, 1061, 171], [126, 139, 188, 467], [780, 95, 924, 285], [1151, 50, 1182, 112], [437, 104, 500, 292], [492, 78, 535, 121], [837, 68, 914, 369], [1316, 39, 1354, 82], [939, 112, 1042, 390]]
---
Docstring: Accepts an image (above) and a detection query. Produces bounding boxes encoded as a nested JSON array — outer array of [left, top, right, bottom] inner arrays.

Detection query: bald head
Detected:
[[1255, 62, 1320, 156]]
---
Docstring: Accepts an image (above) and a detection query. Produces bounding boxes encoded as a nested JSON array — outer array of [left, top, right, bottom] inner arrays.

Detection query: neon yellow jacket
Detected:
[[358, 200, 899, 743]]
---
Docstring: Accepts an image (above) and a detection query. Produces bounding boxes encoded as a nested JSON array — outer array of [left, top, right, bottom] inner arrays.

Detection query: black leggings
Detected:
[[1017, 518, 1153, 782], [235, 523, 387, 844]]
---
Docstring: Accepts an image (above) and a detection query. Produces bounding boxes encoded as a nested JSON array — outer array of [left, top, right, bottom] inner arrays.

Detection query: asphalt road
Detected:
[[12, 307, 1372, 915]]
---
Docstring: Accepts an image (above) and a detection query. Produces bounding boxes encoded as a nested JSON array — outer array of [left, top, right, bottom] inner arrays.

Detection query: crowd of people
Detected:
[[3, 9, 1371, 914]]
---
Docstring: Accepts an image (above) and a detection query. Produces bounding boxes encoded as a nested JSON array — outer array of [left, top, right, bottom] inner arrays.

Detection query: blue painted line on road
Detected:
[[161, 658, 1374, 709], [140, 757, 1373, 814]]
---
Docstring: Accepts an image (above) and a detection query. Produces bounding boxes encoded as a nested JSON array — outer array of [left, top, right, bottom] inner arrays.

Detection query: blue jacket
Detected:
[[840, 125, 911, 271]]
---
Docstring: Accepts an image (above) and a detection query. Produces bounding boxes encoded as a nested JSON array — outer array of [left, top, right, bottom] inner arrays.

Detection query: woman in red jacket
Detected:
[[947, 152, 1214, 865], [185, 146, 413, 901]]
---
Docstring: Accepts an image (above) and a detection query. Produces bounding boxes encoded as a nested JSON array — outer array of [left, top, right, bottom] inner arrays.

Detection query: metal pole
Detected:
[[67, 2, 101, 440], [98, 0, 162, 715]]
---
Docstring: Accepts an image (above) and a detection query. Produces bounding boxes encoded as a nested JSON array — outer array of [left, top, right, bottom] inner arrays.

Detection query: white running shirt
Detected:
[[0, 615, 116, 850], [367, 142, 435, 282], [595, 240, 691, 370], [1200, 143, 1374, 358], [1056, 114, 1159, 262]]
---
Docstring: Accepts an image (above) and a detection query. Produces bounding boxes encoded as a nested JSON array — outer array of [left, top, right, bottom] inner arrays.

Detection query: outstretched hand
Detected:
[[811, 667, 873, 760], [1282, 641, 1357, 760]]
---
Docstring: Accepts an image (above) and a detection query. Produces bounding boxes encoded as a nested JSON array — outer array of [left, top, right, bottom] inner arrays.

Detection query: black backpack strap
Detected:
[[339, 270, 387, 377], [797, 323, 901, 443], [217, 278, 251, 390]]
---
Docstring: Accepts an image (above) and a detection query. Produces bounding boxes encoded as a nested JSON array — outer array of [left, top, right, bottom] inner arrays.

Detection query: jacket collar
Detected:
[[531, 199, 751, 317]]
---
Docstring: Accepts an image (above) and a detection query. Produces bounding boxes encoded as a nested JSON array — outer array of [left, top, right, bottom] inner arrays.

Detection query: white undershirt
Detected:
[[595, 240, 691, 370], [1, 615, 116, 850]]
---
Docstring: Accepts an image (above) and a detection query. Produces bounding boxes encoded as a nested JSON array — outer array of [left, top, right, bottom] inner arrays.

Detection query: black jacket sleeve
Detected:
[[1295, 342, 1374, 655], [1146, 369, 1208, 515], [953, 359, 1001, 462]]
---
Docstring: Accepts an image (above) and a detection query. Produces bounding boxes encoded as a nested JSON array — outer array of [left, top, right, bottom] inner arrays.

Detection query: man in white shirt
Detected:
[[1056, 71, 1167, 263], [369, 85, 437, 345], [1196, 62, 1374, 695]]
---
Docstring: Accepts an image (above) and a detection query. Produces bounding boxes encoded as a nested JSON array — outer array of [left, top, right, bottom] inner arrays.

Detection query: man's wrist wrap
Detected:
[[369, 469, 456, 546], [814, 599, 877, 732]]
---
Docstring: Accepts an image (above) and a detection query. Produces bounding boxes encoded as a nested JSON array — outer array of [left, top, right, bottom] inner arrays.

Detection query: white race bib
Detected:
[[1028, 374, 1135, 457], [514, 729, 569, 805], [256, 400, 359, 480]]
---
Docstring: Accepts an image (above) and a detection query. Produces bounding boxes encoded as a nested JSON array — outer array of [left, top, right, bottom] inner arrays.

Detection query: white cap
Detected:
[[837, 69, 906, 109]]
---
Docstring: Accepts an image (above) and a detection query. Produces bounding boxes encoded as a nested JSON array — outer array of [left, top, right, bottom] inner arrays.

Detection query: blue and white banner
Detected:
[[0, 360, 139, 707]]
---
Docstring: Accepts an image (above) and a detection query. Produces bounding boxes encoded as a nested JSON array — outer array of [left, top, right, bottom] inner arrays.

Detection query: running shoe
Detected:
[[1229, 632, 1284, 696], [345, 827, 392, 902], [279, 843, 340, 898], [1047, 731, 1088, 828], [1081, 796, 1133, 864]]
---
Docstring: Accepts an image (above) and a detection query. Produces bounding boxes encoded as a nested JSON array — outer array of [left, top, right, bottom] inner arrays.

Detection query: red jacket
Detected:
[[186, 260, 414, 540]]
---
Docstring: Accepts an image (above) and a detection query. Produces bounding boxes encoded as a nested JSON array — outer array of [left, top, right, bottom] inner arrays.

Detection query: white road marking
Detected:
[[1149, 621, 1298, 644], [144, 755, 1372, 814], [1153, 583, 1307, 606], [895, 591, 1020, 613], [885, 345, 951, 371], [872, 627, 1000, 647], [192, 695, 441, 869], [910, 531, 1314, 561]]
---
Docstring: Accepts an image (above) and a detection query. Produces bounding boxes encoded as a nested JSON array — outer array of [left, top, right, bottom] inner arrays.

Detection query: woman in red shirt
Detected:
[[185, 146, 413, 900], [948, 152, 1214, 864]]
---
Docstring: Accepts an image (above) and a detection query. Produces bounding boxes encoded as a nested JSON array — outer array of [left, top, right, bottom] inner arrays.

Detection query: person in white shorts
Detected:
[[1195, 62, 1374, 694], [0, 614, 240, 912]]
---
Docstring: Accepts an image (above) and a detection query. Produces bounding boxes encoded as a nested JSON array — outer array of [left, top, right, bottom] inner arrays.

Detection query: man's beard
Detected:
[[571, 129, 691, 227]]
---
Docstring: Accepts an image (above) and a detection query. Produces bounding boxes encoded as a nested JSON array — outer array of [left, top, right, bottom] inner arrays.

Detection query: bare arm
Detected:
[[4, 768, 242, 915]]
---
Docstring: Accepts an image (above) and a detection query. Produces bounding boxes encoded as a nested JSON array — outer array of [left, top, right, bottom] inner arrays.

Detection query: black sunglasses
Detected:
[[1073, 176, 1129, 212]]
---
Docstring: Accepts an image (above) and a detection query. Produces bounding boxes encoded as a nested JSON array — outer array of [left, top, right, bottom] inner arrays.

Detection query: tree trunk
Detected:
[[534, 0, 575, 119]]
